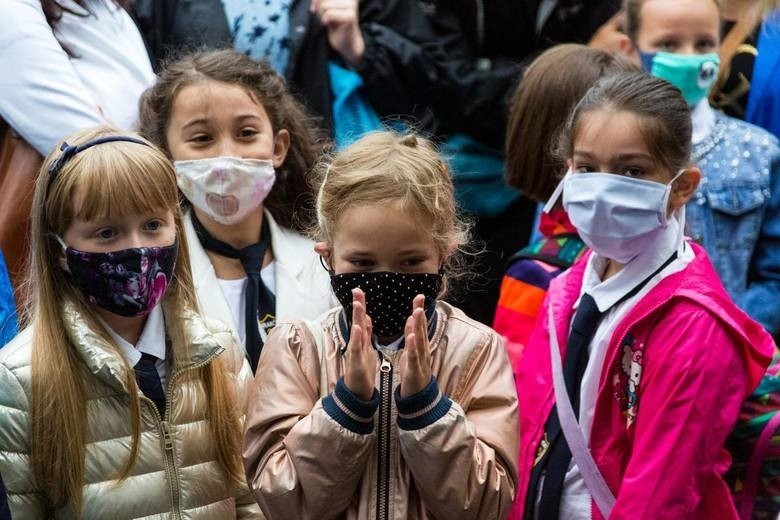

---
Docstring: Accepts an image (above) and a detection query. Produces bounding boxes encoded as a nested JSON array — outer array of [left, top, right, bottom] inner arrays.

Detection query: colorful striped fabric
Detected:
[[726, 349, 780, 519], [493, 210, 586, 375]]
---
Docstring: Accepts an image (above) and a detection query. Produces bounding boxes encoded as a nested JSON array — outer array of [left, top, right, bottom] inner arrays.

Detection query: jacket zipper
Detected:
[[143, 347, 224, 520], [376, 353, 392, 520]]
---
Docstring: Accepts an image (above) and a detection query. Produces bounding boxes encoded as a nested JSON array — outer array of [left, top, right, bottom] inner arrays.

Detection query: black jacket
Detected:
[[132, 0, 449, 134], [419, 0, 621, 148]]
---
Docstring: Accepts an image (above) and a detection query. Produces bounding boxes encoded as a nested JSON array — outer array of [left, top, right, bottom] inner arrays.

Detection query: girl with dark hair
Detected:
[[515, 72, 773, 520], [494, 44, 635, 364], [139, 49, 333, 374]]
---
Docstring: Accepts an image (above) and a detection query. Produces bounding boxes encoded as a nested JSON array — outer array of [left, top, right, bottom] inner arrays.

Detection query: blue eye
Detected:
[[97, 228, 116, 240], [145, 220, 163, 231]]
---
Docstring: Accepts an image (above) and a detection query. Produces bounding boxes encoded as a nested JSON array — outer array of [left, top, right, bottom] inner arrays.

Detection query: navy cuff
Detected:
[[395, 377, 452, 431], [322, 377, 379, 434]]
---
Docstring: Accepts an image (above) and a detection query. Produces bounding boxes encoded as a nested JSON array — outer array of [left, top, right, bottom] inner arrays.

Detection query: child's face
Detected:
[[318, 200, 442, 275], [635, 0, 720, 55], [571, 109, 698, 212], [64, 190, 176, 253], [572, 110, 672, 183], [165, 80, 289, 166]]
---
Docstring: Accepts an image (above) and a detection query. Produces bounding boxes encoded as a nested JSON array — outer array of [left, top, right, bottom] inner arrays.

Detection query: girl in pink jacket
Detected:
[[515, 71, 774, 520]]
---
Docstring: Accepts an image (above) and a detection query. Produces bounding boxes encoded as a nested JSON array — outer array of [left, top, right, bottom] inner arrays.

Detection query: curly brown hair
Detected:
[[138, 48, 328, 232]]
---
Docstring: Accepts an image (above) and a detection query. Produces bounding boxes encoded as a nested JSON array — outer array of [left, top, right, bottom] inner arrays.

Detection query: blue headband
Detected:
[[47, 135, 151, 186]]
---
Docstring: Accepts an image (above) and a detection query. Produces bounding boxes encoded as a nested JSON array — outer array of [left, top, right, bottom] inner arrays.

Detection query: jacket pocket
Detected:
[[706, 184, 766, 249]]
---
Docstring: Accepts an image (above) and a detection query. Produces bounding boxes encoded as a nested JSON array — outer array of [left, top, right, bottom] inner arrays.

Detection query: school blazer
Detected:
[[184, 210, 335, 353]]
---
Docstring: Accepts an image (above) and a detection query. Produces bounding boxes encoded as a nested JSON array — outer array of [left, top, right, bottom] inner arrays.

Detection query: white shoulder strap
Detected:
[[302, 319, 329, 398], [548, 303, 616, 517]]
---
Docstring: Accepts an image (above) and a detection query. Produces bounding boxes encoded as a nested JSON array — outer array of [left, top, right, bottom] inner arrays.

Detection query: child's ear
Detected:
[[272, 129, 290, 169], [314, 242, 333, 270], [669, 167, 701, 210], [617, 34, 641, 66]]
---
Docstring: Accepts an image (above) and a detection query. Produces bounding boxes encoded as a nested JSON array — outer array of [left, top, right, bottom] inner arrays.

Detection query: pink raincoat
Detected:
[[513, 242, 774, 520]]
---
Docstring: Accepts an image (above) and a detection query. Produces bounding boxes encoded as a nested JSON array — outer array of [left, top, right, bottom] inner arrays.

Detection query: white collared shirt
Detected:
[[559, 215, 694, 519], [691, 99, 716, 145], [102, 304, 168, 389], [216, 262, 277, 346]]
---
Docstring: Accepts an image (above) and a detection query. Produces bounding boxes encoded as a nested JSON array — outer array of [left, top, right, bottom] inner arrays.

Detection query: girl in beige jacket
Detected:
[[0, 128, 260, 518], [243, 131, 519, 520]]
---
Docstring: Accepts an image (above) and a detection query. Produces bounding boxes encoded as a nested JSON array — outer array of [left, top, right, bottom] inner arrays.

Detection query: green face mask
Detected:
[[640, 51, 720, 106]]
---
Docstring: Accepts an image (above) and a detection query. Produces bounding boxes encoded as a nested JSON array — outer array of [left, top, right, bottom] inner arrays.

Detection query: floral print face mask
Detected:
[[57, 237, 179, 317]]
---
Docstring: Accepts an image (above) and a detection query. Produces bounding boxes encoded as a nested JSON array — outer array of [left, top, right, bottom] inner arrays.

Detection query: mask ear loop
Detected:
[[542, 169, 570, 214], [319, 254, 334, 274], [667, 169, 687, 256], [50, 234, 68, 251]]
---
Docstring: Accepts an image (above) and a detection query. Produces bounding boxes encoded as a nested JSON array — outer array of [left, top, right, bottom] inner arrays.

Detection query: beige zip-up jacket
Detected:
[[244, 301, 519, 520], [0, 300, 262, 519]]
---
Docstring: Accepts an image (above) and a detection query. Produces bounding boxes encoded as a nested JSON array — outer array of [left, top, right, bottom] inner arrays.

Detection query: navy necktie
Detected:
[[135, 352, 166, 417], [533, 293, 602, 519], [192, 212, 275, 372]]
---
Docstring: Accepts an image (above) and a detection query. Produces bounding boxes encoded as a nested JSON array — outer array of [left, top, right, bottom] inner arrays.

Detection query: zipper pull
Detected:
[[161, 421, 174, 451], [380, 358, 391, 373]]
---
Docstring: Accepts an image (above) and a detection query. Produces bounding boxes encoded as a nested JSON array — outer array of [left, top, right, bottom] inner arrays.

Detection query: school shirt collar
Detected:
[[691, 99, 716, 145], [581, 213, 682, 313], [101, 304, 167, 366]]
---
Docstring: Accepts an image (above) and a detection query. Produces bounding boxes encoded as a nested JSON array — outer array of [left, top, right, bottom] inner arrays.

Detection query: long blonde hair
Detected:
[[26, 127, 243, 514]]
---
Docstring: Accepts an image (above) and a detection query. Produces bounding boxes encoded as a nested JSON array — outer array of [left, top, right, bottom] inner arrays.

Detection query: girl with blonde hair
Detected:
[[0, 127, 260, 518], [243, 131, 519, 519]]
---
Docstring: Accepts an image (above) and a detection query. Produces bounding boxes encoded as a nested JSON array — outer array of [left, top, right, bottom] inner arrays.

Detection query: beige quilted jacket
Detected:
[[0, 300, 262, 519]]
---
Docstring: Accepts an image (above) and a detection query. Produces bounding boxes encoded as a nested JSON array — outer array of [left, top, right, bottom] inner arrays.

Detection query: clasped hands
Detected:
[[344, 288, 431, 401]]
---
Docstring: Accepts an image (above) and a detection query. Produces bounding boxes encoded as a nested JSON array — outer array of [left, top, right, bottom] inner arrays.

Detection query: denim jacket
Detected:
[[687, 110, 780, 335]]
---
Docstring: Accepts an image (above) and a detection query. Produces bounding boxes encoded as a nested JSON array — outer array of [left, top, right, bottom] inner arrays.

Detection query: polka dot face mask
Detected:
[[330, 271, 443, 338]]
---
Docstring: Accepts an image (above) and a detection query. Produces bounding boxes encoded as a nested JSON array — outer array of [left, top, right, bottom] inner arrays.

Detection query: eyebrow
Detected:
[[180, 114, 263, 131], [573, 150, 655, 162]]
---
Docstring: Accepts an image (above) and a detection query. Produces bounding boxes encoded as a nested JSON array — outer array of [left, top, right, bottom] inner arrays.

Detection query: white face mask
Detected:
[[174, 156, 276, 225], [544, 169, 685, 264]]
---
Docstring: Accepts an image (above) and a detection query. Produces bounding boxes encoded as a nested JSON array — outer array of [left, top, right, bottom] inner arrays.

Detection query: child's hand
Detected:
[[310, 0, 365, 67], [344, 288, 376, 400], [400, 295, 432, 399]]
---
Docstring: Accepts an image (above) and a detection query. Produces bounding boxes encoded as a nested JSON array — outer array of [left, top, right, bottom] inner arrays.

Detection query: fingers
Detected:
[[405, 331, 418, 366], [362, 314, 372, 351], [312, 0, 357, 18], [351, 287, 366, 328], [414, 307, 427, 343]]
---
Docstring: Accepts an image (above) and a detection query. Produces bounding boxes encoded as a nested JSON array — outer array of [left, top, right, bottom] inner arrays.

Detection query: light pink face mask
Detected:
[[174, 156, 276, 225]]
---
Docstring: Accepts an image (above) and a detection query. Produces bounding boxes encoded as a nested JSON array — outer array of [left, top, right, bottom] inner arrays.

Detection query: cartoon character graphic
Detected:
[[614, 338, 643, 427]]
